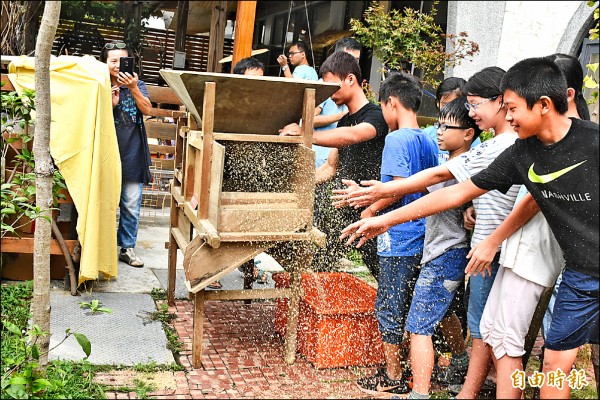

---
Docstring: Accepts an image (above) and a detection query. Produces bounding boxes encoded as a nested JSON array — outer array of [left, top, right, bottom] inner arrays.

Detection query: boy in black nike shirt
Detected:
[[340, 57, 598, 399]]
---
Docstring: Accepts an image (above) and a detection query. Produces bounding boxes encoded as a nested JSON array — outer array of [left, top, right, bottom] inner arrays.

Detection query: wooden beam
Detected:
[[203, 288, 292, 301], [207, 1, 228, 73], [1, 237, 77, 255], [230, 1, 256, 72]]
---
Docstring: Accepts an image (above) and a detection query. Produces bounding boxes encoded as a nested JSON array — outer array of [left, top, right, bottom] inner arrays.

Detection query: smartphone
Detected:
[[119, 56, 134, 75]]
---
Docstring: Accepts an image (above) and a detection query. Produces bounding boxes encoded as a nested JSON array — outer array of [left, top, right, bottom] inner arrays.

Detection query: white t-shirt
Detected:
[[499, 187, 565, 287], [445, 132, 521, 247]]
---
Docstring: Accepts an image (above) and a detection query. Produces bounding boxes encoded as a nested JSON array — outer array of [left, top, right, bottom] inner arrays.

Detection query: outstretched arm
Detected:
[[340, 179, 487, 248], [331, 164, 454, 208], [465, 193, 540, 277]]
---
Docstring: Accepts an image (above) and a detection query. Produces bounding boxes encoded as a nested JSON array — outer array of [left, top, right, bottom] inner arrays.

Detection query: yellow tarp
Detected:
[[9, 55, 121, 284]]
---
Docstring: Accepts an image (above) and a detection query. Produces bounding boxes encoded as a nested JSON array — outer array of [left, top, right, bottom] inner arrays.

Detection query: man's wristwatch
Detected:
[[281, 65, 289, 71]]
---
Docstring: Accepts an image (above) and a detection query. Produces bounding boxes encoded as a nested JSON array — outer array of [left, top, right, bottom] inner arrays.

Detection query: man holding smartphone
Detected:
[[101, 42, 153, 267]]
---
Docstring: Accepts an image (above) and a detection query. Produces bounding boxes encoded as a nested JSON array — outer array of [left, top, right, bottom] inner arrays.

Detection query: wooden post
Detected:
[[522, 286, 553, 368], [230, 1, 256, 72], [167, 198, 179, 306], [192, 290, 206, 368], [207, 1, 228, 73], [198, 82, 216, 220], [284, 243, 313, 365], [301, 88, 316, 148]]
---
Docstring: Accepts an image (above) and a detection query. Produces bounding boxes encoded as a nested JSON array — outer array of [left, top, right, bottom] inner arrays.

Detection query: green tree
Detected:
[[350, 1, 479, 86]]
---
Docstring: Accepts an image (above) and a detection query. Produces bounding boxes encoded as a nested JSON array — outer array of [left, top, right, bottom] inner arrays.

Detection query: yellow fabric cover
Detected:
[[9, 55, 121, 284]]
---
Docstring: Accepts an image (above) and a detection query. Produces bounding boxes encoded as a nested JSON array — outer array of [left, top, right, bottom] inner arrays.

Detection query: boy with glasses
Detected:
[[402, 97, 481, 399], [277, 41, 318, 81]]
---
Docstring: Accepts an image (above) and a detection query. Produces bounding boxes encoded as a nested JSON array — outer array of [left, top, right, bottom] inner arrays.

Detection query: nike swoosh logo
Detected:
[[376, 383, 400, 392], [528, 160, 587, 184]]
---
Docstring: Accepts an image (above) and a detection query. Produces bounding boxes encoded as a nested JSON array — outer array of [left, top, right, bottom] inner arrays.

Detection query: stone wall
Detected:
[[447, 1, 595, 80]]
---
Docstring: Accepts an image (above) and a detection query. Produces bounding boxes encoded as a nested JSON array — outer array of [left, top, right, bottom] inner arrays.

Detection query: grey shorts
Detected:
[[480, 266, 548, 359]]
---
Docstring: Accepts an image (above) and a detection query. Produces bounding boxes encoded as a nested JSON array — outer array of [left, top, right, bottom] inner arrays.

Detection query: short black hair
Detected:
[[378, 71, 423, 112], [464, 66, 505, 98], [439, 96, 482, 141], [545, 53, 590, 120], [100, 42, 133, 63], [232, 57, 265, 75], [436, 77, 466, 103], [335, 37, 362, 53], [290, 40, 309, 54], [500, 57, 569, 114], [319, 51, 362, 82]]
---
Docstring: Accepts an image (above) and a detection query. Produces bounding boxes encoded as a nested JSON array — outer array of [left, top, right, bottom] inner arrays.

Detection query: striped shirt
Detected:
[[446, 132, 521, 248]]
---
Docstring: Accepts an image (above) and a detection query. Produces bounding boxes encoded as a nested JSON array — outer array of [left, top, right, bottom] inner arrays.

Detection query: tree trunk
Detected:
[[31, 1, 61, 369]]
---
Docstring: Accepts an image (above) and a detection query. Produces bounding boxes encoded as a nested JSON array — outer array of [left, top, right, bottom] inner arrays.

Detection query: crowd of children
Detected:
[[292, 49, 599, 399]]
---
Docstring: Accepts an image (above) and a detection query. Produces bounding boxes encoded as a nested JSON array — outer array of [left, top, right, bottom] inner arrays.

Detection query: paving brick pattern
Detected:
[[105, 299, 377, 399]]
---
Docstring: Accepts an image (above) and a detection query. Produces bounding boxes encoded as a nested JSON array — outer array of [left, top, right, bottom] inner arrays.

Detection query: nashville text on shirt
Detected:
[[540, 191, 592, 202]]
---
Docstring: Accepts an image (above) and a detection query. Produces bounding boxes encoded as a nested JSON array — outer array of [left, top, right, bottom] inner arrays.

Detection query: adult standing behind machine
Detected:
[[277, 41, 318, 81], [101, 42, 152, 267]]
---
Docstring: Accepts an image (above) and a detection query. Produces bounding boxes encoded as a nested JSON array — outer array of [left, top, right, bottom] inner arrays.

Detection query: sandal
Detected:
[[207, 280, 222, 289]]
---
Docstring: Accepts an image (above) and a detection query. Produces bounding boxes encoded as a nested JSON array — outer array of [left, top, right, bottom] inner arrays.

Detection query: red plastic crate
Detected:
[[272, 272, 385, 369]]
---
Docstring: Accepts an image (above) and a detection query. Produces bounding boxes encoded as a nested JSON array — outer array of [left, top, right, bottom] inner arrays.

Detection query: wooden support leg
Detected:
[[167, 200, 179, 306], [192, 290, 206, 368], [284, 243, 313, 365], [522, 285, 553, 368], [242, 259, 255, 305]]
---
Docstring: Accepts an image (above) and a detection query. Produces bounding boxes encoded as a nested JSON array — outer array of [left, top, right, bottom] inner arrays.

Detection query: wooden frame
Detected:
[[161, 70, 339, 368]]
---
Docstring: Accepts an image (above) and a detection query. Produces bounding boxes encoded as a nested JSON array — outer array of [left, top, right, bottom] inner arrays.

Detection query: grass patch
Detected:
[[143, 301, 184, 356], [1, 281, 106, 399]]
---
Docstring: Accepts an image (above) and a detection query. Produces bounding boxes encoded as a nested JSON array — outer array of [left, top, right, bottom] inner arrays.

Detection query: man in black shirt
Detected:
[[280, 51, 388, 278]]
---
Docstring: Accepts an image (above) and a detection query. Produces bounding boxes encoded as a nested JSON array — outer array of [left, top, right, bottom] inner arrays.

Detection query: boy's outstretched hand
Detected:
[[465, 239, 496, 278], [331, 179, 386, 208], [331, 179, 360, 208], [340, 215, 390, 248]]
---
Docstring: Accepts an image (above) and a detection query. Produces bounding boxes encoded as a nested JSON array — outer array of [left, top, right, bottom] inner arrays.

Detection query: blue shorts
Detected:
[[406, 247, 469, 336], [467, 252, 500, 339], [544, 268, 599, 351], [376, 255, 421, 345]]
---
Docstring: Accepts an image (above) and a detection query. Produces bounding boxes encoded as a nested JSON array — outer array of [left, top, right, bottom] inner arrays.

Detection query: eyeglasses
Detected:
[[464, 96, 499, 111], [288, 51, 304, 57], [104, 43, 127, 50], [434, 121, 469, 131]]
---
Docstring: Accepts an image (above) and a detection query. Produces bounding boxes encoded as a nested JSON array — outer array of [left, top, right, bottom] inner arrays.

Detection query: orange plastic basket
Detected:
[[273, 272, 385, 369]]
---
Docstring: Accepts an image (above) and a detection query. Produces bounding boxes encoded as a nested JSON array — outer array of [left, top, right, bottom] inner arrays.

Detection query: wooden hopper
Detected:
[[160, 70, 339, 367]]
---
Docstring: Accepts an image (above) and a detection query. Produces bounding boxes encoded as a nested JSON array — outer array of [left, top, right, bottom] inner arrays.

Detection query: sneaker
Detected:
[[438, 358, 468, 386], [119, 248, 144, 267], [356, 368, 411, 398]]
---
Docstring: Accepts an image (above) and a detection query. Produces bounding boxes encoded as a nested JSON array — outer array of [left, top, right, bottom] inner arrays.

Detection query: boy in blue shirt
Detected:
[[355, 72, 438, 397]]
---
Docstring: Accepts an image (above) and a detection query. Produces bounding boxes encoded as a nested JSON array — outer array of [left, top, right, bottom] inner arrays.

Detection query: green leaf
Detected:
[[583, 75, 599, 89], [31, 344, 39, 359], [3, 320, 22, 335], [9, 376, 28, 385], [31, 378, 52, 393], [587, 62, 598, 73], [74, 332, 92, 357]]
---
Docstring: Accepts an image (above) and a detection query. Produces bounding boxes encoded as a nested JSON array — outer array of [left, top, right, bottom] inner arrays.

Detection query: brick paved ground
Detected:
[[101, 298, 596, 399], [104, 299, 379, 399]]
